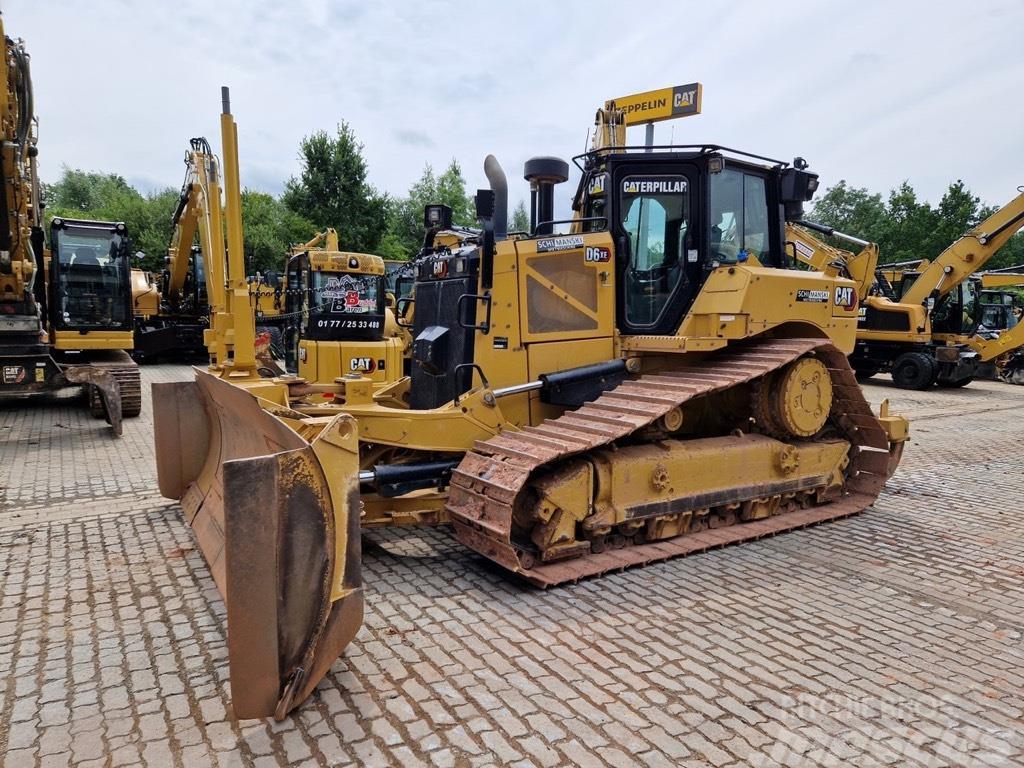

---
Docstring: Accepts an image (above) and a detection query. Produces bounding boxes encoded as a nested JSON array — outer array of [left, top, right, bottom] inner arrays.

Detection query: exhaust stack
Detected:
[[524, 157, 569, 236], [483, 155, 508, 241]]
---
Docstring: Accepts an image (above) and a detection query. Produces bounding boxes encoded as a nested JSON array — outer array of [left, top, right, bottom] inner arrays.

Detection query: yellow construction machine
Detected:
[[0, 18, 140, 434], [153, 90, 907, 720], [249, 228, 409, 384], [787, 188, 1024, 388], [130, 245, 209, 361]]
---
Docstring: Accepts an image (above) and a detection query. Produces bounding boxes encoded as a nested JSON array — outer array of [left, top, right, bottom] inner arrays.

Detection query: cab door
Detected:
[[609, 163, 700, 336]]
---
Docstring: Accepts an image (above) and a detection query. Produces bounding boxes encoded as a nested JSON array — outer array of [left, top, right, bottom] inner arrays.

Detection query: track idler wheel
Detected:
[[754, 356, 833, 439]]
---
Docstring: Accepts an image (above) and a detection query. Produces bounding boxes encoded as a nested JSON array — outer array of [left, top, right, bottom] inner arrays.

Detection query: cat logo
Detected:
[[834, 286, 856, 309], [349, 357, 377, 373], [587, 173, 607, 196], [2, 365, 25, 384], [584, 246, 611, 263], [432, 260, 448, 278]]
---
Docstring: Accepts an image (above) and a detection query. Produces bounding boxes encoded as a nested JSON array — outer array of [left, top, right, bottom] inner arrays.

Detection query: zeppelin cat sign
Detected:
[[605, 83, 703, 126]]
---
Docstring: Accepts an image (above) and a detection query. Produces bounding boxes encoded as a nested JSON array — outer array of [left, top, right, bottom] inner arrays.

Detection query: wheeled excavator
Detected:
[[0, 18, 140, 434], [153, 90, 907, 720], [787, 188, 1024, 388]]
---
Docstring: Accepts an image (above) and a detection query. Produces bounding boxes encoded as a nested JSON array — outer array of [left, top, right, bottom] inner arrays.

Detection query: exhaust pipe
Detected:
[[483, 155, 508, 241]]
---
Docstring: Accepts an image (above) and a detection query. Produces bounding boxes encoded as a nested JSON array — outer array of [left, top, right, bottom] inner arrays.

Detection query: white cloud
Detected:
[[11, 0, 1024, 221]]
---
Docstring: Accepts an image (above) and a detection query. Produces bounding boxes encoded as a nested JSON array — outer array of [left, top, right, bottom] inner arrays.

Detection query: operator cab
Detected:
[[48, 218, 132, 333], [575, 147, 817, 335], [897, 271, 982, 337], [282, 251, 387, 370]]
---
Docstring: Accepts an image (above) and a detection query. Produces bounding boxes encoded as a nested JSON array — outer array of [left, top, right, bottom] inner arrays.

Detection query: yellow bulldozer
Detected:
[[154, 89, 908, 720]]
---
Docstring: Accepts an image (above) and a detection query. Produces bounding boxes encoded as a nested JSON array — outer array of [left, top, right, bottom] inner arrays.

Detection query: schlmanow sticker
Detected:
[[536, 235, 584, 253], [622, 176, 687, 195], [795, 289, 829, 303]]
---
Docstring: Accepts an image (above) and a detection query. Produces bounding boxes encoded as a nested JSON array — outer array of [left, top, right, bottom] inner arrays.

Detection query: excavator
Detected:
[[131, 245, 208, 360], [153, 89, 908, 719], [0, 18, 140, 434], [787, 188, 1024, 388]]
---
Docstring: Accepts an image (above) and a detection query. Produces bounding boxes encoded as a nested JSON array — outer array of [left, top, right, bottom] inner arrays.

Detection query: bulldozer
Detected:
[[0, 19, 140, 434], [154, 88, 908, 720]]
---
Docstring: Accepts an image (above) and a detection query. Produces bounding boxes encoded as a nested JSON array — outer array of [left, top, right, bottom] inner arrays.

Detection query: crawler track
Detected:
[[448, 338, 901, 586], [88, 364, 142, 419]]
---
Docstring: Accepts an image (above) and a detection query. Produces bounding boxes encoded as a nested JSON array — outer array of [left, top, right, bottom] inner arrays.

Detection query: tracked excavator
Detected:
[[0, 18, 140, 434], [131, 245, 208, 360], [153, 90, 908, 719], [787, 188, 1024, 388]]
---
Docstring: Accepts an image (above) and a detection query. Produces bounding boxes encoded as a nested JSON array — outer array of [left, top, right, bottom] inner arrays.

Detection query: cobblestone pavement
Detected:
[[1, 366, 1023, 767]]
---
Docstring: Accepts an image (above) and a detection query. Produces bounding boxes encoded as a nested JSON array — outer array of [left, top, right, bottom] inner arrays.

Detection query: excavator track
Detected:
[[448, 338, 902, 587], [88, 364, 143, 419]]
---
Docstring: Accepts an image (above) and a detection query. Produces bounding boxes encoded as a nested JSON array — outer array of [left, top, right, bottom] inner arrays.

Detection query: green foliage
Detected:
[[384, 159, 476, 257], [240, 190, 315, 275], [809, 179, 1024, 269], [510, 199, 530, 234], [43, 167, 178, 271], [282, 123, 389, 254]]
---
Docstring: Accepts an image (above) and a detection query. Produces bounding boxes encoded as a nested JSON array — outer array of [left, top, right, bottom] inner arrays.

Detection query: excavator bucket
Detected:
[[62, 365, 123, 436], [153, 369, 362, 720]]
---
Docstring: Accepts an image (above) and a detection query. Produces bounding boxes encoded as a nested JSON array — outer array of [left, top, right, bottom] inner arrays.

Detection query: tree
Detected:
[[510, 200, 530, 233], [240, 190, 315, 274], [878, 181, 937, 264], [282, 123, 389, 254], [809, 180, 887, 245], [385, 159, 476, 257], [43, 166, 178, 270]]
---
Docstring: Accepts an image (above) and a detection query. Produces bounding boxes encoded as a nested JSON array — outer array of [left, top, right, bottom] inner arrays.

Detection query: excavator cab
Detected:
[[49, 218, 133, 333]]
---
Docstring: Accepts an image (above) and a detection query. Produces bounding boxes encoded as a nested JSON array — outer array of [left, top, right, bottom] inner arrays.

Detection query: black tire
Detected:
[[891, 352, 937, 390]]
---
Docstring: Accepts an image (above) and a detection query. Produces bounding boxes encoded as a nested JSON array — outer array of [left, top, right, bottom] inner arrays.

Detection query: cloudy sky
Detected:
[[10, 0, 1024, 217]]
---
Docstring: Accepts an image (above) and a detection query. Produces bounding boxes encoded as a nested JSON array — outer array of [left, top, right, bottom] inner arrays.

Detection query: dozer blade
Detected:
[[153, 369, 362, 720]]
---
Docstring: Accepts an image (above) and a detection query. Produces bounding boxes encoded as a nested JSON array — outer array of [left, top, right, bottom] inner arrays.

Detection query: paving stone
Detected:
[[3, 367, 1024, 768]]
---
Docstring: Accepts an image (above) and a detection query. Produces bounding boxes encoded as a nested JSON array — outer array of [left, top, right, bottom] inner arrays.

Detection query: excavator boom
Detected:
[[901, 188, 1024, 306]]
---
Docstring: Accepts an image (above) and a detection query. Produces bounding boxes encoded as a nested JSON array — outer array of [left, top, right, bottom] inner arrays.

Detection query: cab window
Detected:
[[709, 168, 770, 262]]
